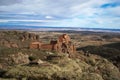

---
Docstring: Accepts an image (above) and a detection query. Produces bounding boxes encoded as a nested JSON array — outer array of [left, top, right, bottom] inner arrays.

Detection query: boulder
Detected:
[[10, 52, 29, 65], [30, 59, 44, 65], [10, 43, 18, 48]]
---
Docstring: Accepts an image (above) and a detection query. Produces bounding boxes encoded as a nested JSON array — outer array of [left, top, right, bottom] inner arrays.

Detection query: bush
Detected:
[[29, 56, 36, 61]]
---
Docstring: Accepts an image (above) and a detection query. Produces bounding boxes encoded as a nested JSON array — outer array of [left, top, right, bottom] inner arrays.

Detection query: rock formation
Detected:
[[30, 59, 44, 65], [10, 43, 18, 48], [20, 32, 39, 41], [9, 52, 29, 65], [2, 40, 18, 48], [29, 34, 76, 55], [30, 41, 42, 49]]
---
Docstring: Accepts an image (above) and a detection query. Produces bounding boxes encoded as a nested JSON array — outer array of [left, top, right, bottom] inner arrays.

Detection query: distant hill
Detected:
[[0, 25, 120, 32]]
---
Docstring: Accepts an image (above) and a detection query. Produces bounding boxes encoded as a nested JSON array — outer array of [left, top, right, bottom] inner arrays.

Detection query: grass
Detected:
[[77, 45, 120, 59], [103, 42, 120, 50], [80, 72, 103, 80], [77, 42, 120, 71], [0, 50, 120, 80], [4, 65, 60, 79], [2, 57, 82, 80], [0, 46, 49, 59]]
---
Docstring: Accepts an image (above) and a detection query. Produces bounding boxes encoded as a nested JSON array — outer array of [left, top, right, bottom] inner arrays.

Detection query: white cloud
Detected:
[[0, 19, 59, 23], [0, 0, 120, 29], [0, 0, 89, 17], [0, 0, 119, 18], [0, 20, 8, 22], [45, 16, 53, 19]]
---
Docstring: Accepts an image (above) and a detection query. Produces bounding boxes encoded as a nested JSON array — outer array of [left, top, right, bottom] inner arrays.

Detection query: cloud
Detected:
[[0, 0, 119, 17], [0, 0, 22, 6], [0, 19, 59, 23], [45, 16, 53, 19], [0, 0, 89, 17], [0, 0, 120, 29]]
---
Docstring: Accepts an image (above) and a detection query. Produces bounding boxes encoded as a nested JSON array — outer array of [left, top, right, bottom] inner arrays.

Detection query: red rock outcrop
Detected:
[[41, 44, 54, 51], [29, 34, 76, 54], [58, 34, 71, 44], [30, 42, 42, 49]]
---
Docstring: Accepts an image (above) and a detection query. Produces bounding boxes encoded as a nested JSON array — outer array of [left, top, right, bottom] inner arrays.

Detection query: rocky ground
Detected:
[[0, 30, 120, 80]]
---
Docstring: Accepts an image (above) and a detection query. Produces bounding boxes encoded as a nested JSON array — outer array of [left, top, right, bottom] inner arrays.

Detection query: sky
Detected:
[[0, 0, 120, 29]]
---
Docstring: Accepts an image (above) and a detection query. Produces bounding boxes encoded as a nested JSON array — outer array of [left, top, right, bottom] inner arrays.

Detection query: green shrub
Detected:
[[29, 56, 36, 61]]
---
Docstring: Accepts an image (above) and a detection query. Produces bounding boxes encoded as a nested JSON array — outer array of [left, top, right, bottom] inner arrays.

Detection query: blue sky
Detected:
[[0, 0, 120, 29]]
